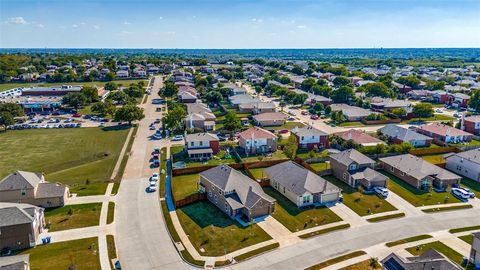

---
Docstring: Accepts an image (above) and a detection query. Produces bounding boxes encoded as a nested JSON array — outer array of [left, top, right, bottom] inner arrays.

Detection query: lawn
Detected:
[[382, 171, 461, 207], [420, 154, 446, 165], [308, 162, 330, 173], [263, 187, 342, 232], [305, 251, 367, 270], [0, 127, 130, 196], [107, 202, 115, 224], [422, 204, 472, 213], [44, 203, 102, 232], [171, 146, 236, 168], [323, 175, 397, 216], [338, 121, 365, 127], [461, 178, 480, 198], [402, 114, 455, 123], [406, 241, 465, 268], [0, 79, 148, 91], [249, 167, 268, 180], [176, 201, 272, 256], [172, 173, 200, 201], [339, 259, 380, 270], [19, 237, 100, 270], [459, 234, 474, 245], [240, 150, 288, 163], [269, 121, 305, 131], [450, 225, 480, 234], [386, 234, 433, 247], [107, 235, 117, 269], [449, 139, 480, 147]]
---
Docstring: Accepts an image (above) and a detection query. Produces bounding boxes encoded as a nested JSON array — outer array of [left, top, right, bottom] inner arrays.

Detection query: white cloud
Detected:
[[166, 31, 176, 35], [72, 24, 78, 28], [159, 16, 163, 20], [5, 17, 27, 25], [297, 25, 307, 29], [251, 18, 263, 23], [93, 25, 100, 29], [36, 23, 45, 28], [123, 21, 131, 25]]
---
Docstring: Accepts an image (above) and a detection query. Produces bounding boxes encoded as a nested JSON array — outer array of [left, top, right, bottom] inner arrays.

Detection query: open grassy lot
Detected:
[[402, 114, 455, 123], [263, 187, 342, 232], [461, 178, 480, 198], [386, 234, 433, 247], [171, 173, 199, 201], [0, 79, 148, 91], [323, 175, 397, 216], [176, 201, 272, 256], [382, 171, 461, 207], [240, 150, 288, 163], [0, 127, 129, 196], [305, 251, 367, 270], [19, 237, 100, 270], [406, 241, 465, 268], [339, 259, 380, 270], [44, 203, 102, 232], [171, 146, 236, 168]]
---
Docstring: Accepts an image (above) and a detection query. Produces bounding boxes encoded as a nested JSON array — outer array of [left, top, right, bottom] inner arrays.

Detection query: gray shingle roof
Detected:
[[200, 165, 275, 210], [186, 133, 219, 142], [0, 171, 43, 191], [380, 154, 460, 181], [293, 126, 327, 137], [35, 183, 67, 199], [448, 148, 480, 165], [351, 167, 388, 184], [379, 124, 432, 143], [0, 203, 39, 227], [330, 149, 374, 166], [263, 161, 341, 196]]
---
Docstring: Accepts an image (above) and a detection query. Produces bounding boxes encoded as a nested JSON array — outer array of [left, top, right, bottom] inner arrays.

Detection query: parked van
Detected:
[[373, 186, 389, 198], [451, 188, 470, 201]]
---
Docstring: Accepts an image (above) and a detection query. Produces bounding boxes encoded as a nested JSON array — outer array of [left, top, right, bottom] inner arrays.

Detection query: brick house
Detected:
[[416, 123, 473, 145], [252, 112, 287, 127], [378, 124, 433, 147], [185, 133, 220, 161], [198, 165, 275, 222], [238, 127, 278, 155], [463, 115, 480, 135], [292, 126, 329, 150]]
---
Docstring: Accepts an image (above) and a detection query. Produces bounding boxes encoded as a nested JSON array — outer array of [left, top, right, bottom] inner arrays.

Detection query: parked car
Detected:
[[278, 129, 289, 134], [435, 108, 443, 113], [373, 187, 389, 198], [72, 113, 82, 117], [148, 182, 157, 192], [288, 110, 296, 116], [151, 173, 159, 182], [153, 133, 162, 140], [310, 114, 319, 120], [458, 187, 475, 198], [287, 116, 295, 121], [172, 135, 184, 141], [451, 187, 470, 201], [301, 111, 308, 115], [149, 126, 156, 130]]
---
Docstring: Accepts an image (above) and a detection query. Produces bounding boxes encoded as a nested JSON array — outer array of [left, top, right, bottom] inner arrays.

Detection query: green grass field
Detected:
[[176, 201, 272, 256], [240, 150, 288, 163], [171, 146, 236, 168], [421, 154, 446, 165], [171, 173, 200, 201], [459, 234, 474, 245], [19, 237, 100, 270], [0, 79, 148, 91], [0, 127, 129, 196], [323, 175, 397, 216], [249, 168, 267, 180], [263, 187, 342, 232], [308, 162, 330, 172], [269, 121, 305, 131], [44, 203, 102, 232], [382, 171, 461, 207]]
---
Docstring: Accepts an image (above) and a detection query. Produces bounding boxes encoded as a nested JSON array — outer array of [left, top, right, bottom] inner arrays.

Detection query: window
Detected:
[[208, 191, 212, 197], [225, 203, 229, 212], [390, 166, 394, 172], [199, 141, 203, 146], [21, 189, 26, 196], [214, 194, 218, 203], [190, 142, 194, 147], [343, 173, 347, 180], [302, 196, 310, 204], [400, 171, 405, 176], [301, 136, 304, 140]]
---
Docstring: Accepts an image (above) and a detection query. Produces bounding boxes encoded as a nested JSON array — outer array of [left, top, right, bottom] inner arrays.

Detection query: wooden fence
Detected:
[[408, 146, 458, 156], [174, 193, 207, 208], [361, 118, 401, 125]]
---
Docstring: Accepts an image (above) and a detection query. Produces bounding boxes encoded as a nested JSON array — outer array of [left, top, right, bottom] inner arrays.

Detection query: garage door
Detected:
[[321, 192, 339, 203]]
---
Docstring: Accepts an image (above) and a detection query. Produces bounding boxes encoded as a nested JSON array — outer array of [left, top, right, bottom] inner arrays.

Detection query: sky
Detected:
[[1, 0, 479, 49]]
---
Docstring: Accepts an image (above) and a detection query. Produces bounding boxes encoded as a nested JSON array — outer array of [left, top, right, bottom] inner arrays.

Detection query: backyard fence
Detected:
[[361, 118, 401, 125], [174, 193, 207, 208], [408, 146, 458, 156]]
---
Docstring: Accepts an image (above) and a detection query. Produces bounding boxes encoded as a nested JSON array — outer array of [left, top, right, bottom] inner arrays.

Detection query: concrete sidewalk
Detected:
[[385, 192, 423, 217], [329, 203, 368, 227], [256, 216, 300, 247]]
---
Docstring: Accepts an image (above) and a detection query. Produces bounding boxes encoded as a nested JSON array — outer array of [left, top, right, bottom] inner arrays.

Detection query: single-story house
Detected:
[[198, 165, 275, 222], [329, 149, 387, 189], [416, 123, 473, 145], [382, 248, 462, 270], [239, 102, 276, 114], [0, 202, 45, 251], [229, 94, 261, 107], [378, 124, 433, 147], [223, 83, 247, 96], [264, 161, 342, 207], [329, 104, 373, 121], [370, 97, 412, 113], [253, 112, 287, 127], [380, 154, 461, 190], [463, 115, 480, 135], [445, 148, 480, 182], [185, 133, 220, 161], [238, 127, 277, 154], [335, 129, 386, 147], [292, 126, 329, 150], [447, 93, 470, 108], [0, 171, 69, 208], [177, 91, 197, 103]]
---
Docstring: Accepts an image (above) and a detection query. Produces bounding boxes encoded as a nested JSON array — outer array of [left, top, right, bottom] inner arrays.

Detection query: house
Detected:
[[198, 165, 275, 222], [379, 154, 461, 190], [370, 98, 412, 113], [292, 126, 329, 150], [238, 127, 277, 154], [382, 248, 462, 270], [238, 102, 276, 114], [177, 91, 197, 103], [0, 254, 30, 270], [185, 103, 216, 131], [445, 148, 480, 182], [329, 104, 373, 121], [308, 95, 333, 106], [470, 232, 480, 266], [329, 149, 387, 189], [335, 129, 386, 147], [116, 70, 129, 78], [253, 112, 287, 127], [263, 161, 341, 207], [229, 94, 261, 107], [393, 82, 413, 93], [447, 93, 470, 108], [416, 123, 473, 145], [432, 91, 449, 104], [378, 124, 433, 147], [0, 202, 45, 251], [223, 83, 247, 96], [185, 133, 219, 161], [463, 115, 480, 135], [0, 171, 69, 208]]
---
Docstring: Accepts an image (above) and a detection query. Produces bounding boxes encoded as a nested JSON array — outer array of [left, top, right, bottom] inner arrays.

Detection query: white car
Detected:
[[373, 186, 389, 198], [172, 135, 184, 141], [288, 110, 296, 116], [458, 187, 475, 198], [451, 187, 470, 201], [435, 108, 443, 113], [153, 133, 162, 140], [148, 182, 157, 192], [151, 173, 159, 182]]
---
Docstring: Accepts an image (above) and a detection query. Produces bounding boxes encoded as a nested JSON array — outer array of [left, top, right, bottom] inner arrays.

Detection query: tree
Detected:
[[360, 82, 392, 97], [397, 75, 421, 88], [0, 103, 24, 117], [0, 111, 15, 131], [105, 72, 115, 81], [205, 91, 223, 104], [104, 82, 118, 91], [469, 89, 480, 112], [161, 82, 178, 97], [332, 76, 353, 88], [283, 134, 298, 159], [124, 84, 144, 98], [164, 104, 186, 132], [81, 86, 99, 103], [301, 77, 316, 91], [223, 111, 241, 133], [91, 100, 116, 117], [62, 92, 87, 109], [114, 105, 145, 125], [369, 257, 379, 269], [391, 108, 407, 117], [330, 86, 354, 103], [412, 103, 434, 118], [291, 65, 304, 75]]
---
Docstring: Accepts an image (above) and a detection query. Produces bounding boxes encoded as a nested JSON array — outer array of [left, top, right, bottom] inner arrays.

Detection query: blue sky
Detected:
[[1, 0, 479, 48]]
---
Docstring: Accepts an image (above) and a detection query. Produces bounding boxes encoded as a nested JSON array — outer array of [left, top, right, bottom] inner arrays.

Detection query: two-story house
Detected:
[[185, 103, 216, 131], [292, 126, 329, 150], [185, 133, 220, 161], [0, 171, 69, 208], [445, 148, 480, 182], [238, 127, 277, 155], [198, 165, 275, 222], [329, 149, 388, 189], [416, 123, 473, 145], [463, 115, 480, 135]]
